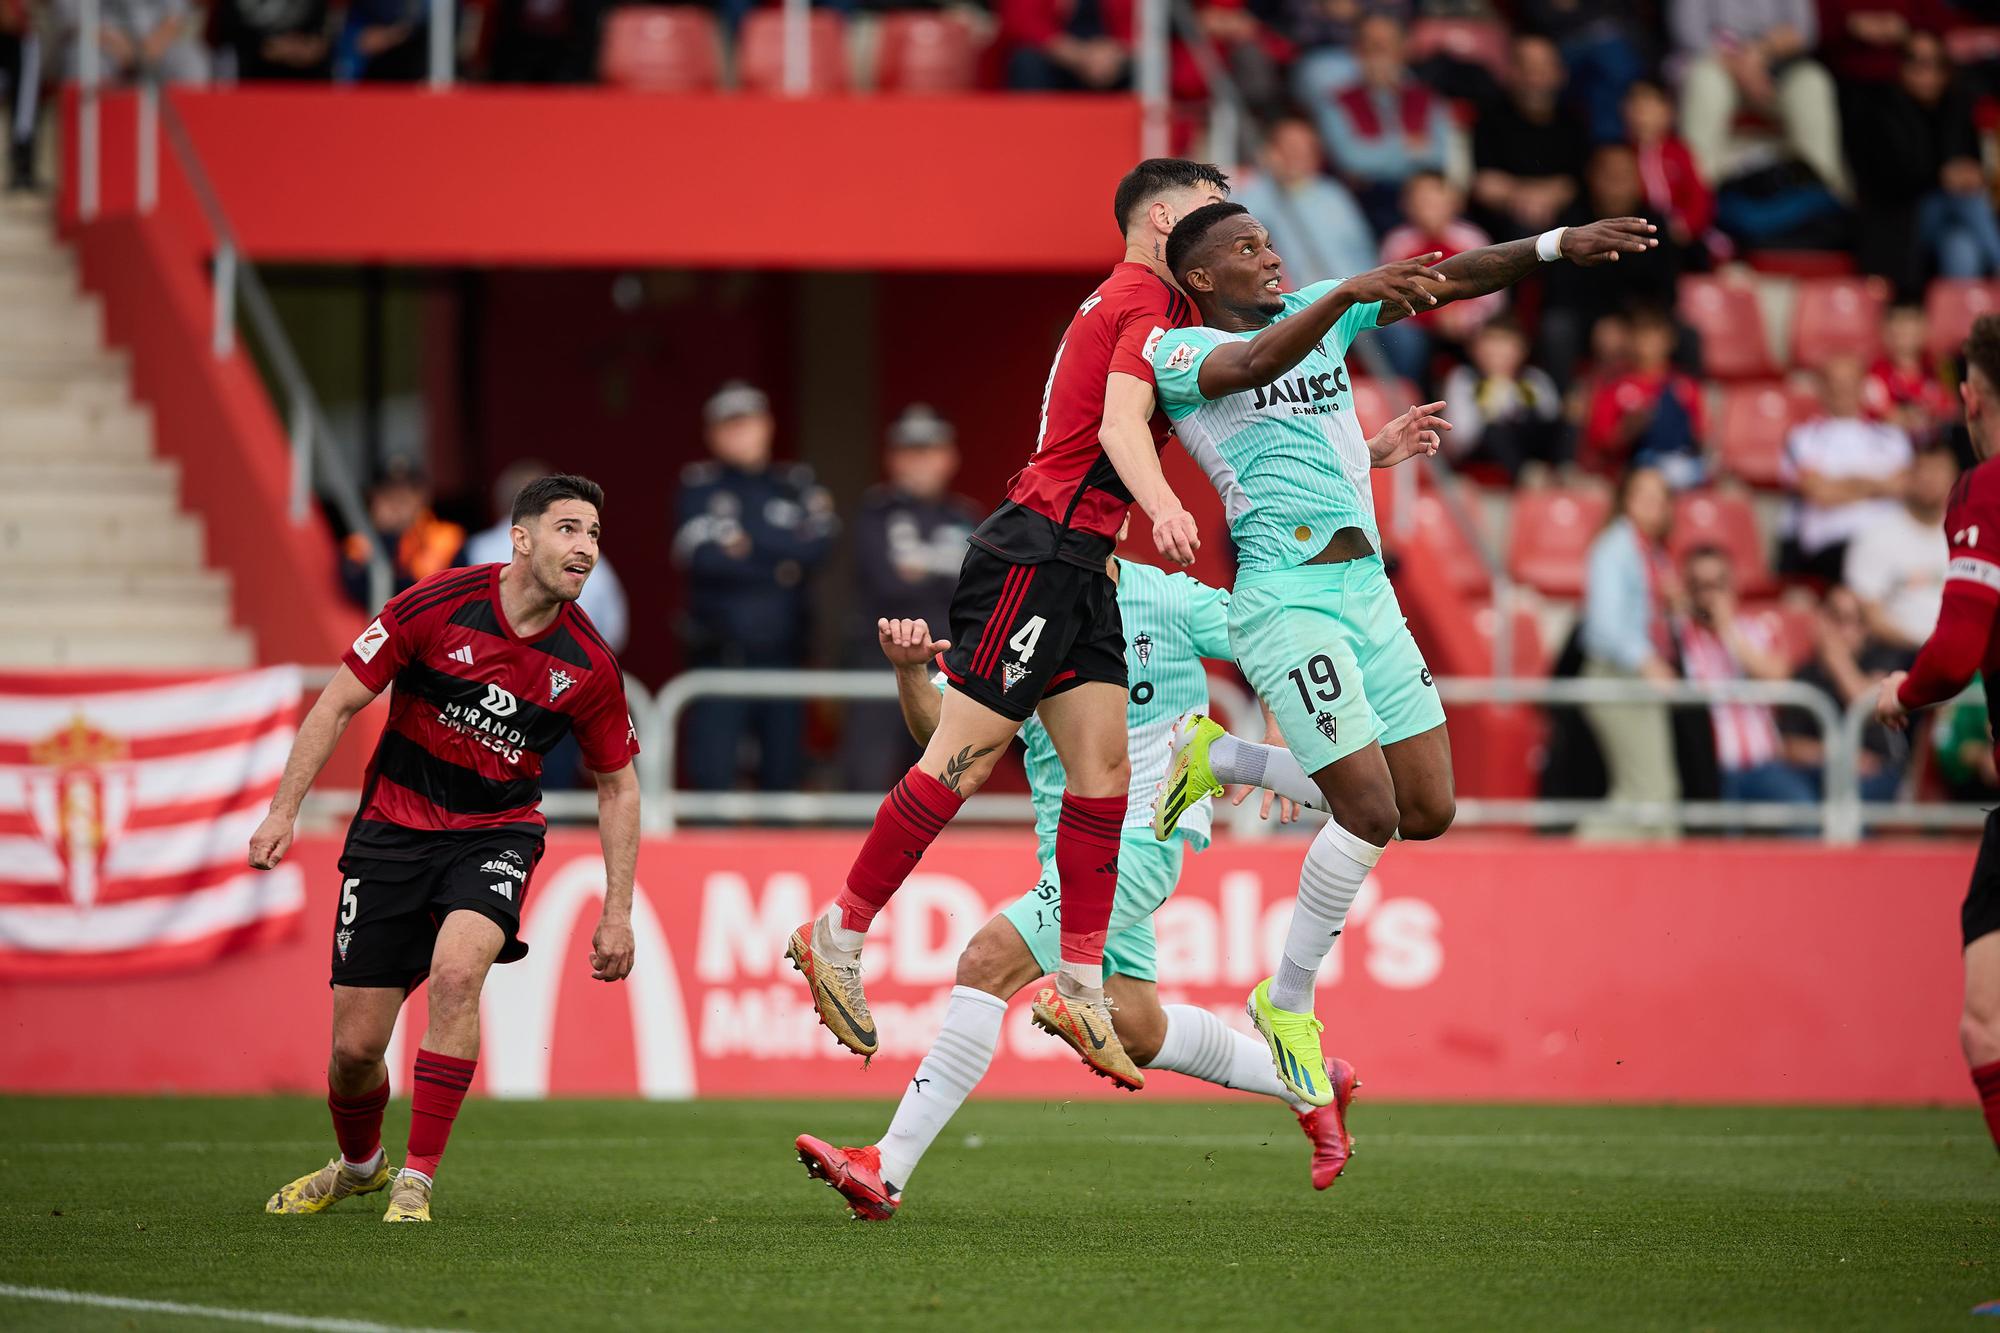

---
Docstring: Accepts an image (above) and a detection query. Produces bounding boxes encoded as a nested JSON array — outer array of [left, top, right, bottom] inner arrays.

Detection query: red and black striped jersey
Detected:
[[339, 564, 637, 840], [971, 262, 1193, 568]]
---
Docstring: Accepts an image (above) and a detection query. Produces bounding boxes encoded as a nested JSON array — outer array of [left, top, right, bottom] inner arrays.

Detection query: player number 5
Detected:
[[340, 878, 360, 925], [1288, 654, 1342, 711]]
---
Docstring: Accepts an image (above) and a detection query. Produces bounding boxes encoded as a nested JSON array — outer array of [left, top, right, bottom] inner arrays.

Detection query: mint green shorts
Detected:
[[998, 832, 1185, 983], [1228, 555, 1445, 777]]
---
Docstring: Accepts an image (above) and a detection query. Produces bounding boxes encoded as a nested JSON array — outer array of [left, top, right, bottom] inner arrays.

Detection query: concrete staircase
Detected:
[[0, 196, 252, 669]]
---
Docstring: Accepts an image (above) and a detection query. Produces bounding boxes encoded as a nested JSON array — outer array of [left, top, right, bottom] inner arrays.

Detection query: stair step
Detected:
[[0, 376, 129, 410], [0, 403, 151, 454], [0, 459, 177, 496], [0, 346, 128, 377], [0, 567, 229, 604], [0, 595, 236, 630], [0, 303, 103, 350], [0, 512, 204, 566], [0, 262, 79, 299], [0, 627, 255, 669], [0, 487, 183, 515]]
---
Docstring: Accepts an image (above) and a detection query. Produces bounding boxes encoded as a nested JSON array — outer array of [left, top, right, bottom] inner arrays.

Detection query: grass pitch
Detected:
[[0, 1097, 1992, 1331]]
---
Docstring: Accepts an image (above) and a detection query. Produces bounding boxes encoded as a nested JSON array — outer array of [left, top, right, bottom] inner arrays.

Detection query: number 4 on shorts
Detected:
[[1009, 615, 1046, 663]]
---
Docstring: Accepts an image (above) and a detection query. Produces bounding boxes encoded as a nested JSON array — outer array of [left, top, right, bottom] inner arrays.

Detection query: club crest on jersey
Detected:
[[1315, 712, 1337, 743], [548, 668, 577, 702], [335, 928, 354, 962], [1001, 661, 1029, 692], [1133, 632, 1152, 667]]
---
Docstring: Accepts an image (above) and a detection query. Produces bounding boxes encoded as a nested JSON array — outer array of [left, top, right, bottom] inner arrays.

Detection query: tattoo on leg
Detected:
[[938, 744, 999, 794]]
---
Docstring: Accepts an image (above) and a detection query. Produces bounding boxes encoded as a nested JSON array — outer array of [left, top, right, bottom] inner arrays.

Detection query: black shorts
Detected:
[[937, 546, 1126, 723], [330, 820, 545, 989], [1966, 810, 2000, 949]]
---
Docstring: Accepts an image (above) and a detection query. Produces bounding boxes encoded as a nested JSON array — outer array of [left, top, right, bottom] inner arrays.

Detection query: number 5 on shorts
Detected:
[[341, 878, 360, 925], [1287, 653, 1342, 712]]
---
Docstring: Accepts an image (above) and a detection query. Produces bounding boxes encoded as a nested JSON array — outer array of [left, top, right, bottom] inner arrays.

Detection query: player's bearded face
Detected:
[[521, 500, 600, 603]]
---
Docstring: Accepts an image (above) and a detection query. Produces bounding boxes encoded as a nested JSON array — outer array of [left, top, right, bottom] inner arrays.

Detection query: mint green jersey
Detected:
[[932, 560, 1231, 854], [1149, 281, 1385, 574]]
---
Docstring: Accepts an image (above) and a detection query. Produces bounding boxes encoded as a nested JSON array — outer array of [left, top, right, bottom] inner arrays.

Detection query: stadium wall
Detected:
[[7, 834, 1971, 1105]]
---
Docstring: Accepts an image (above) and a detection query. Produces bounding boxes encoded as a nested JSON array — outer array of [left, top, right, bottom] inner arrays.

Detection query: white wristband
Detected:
[[1536, 227, 1567, 263]]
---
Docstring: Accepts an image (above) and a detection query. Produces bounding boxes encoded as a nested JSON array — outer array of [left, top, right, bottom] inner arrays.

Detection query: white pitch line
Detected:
[[0, 1284, 473, 1333]]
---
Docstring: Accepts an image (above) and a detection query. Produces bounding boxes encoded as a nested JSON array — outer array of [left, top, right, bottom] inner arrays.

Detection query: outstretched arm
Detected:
[[1375, 219, 1658, 327], [1195, 254, 1445, 399], [247, 666, 381, 869]]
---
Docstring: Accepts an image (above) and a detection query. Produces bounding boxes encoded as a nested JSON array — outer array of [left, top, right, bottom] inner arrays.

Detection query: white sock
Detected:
[[1269, 820, 1383, 1012], [1055, 961, 1103, 1000], [340, 1147, 385, 1176], [1148, 1004, 1311, 1112], [1207, 733, 1329, 813], [815, 905, 865, 959], [874, 985, 1007, 1189]]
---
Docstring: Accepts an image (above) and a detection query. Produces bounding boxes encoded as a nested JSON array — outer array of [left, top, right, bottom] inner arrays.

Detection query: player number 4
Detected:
[[340, 878, 360, 926], [1288, 653, 1342, 712], [1009, 615, 1047, 663]]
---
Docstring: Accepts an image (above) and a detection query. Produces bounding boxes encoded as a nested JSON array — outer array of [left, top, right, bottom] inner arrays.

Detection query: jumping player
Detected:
[[1875, 313, 2000, 1157], [249, 474, 640, 1222], [786, 159, 1236, 1089], [1147, 203, 1655, 1103]]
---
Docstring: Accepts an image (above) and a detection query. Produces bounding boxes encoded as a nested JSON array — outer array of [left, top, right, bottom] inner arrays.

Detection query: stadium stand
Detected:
[[1789, 277, 1888, 371], [873, 13, 981, 94], [1679, 274, 1778, 381], [598, 7, 723, 93], [1715, 380, 1819, 489], [1505, 487, 1608, 600], [736, 9, 850, 95]]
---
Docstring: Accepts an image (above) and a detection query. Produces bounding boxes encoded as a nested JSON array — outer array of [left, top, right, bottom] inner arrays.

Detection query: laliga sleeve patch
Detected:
[[352, 617, 390, 663], [1166, 342, 1198, 372], [1142, 325, 1167, 361]]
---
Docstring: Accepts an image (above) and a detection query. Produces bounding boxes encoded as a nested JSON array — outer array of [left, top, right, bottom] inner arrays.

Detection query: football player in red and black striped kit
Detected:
[[786, 160, 1230, 1089], [249, 474, 641, 1221], [1876, 315, 2000, 1157]]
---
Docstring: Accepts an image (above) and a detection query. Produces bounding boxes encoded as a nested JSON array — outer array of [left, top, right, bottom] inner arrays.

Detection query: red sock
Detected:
[[1056, 791, 1125, 967], [327, 1076, 388, 1165], [834, 766, 965, 932], [1975, 1060, 2000, 1154], [405, 1048, 476, 1181]]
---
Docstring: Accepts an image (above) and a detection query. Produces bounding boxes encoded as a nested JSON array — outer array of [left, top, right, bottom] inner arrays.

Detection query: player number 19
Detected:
[[1288, 654, 1342, 711]]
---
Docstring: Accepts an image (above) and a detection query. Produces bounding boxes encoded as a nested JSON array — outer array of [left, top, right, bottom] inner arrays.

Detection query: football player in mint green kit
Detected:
[[1146, 201, 1658, 1104]]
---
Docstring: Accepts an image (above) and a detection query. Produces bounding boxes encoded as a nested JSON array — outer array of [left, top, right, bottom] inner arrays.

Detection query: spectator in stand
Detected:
[[1470, 34, 1587, 242], [340, 461, 466, 608], [1565, 310, 1634, 447], [1865, 303, 1957, 445], [1843, 445, 1955, 656], [842, 404, 980, 793], [1846, 32, 2000, 299], [1, 0, 42, 190], [1539, 144, 1687, 387], [53, 0, 208, 83], [1439, 317, 1567, 480], [1580, 305, 1708, 488], [1818, 0, 1958, 91], [1315, 14, 1452, 235], [1579, 465, 1683, 840], [1679, 544, 1818, 809], [336, 0, 427, 80], [487, 0, 603, 83], [1233, 117, 1377, 286], [1777, 584, 1911, 800], [215, 0, 333, 79], [1624, 77, 1714, 257], [1779, 354, 1914, 582], [1286, 0, 1411, 98], [1376, 171, 1499, 385], [1670, 0, 1847, 198], [673, 380, 837, 793], [1520, 0, 1649, 144], [1187, 0, 1291, 117], [462, 458, 630, 653], [1000, 0, 1132, 92]]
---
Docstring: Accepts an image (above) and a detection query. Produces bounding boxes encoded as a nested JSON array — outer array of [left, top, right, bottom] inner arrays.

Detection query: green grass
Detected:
[[0, 1097, 1993, 1331]]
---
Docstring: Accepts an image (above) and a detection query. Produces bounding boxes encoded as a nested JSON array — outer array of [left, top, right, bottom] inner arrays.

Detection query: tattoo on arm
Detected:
[[1432, 237, 1539, 304], [938, 743, 999, 794]]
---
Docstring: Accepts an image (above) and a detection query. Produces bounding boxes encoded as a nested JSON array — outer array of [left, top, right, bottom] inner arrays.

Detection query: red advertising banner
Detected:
[[0, 832, 1973, 1104]]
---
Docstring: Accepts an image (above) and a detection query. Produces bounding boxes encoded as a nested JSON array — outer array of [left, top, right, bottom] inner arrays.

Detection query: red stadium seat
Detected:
[[599, 7, 721, 92], [1406, 18, 1510, 83], [1678, 275, 1776, 380], [1743, 600, 1819, 671], [1790, 277, 1887, 370], [1669, 490, 1775, 596], [1472, 600, 1548, 677], [1409, 491, 1492, 595], [1716, 380, 1817, 488], [738, 9, 848, 94], [874, 13, 978, 93], [1924, 278, 2000, 363], [1349, 376, 1417, 436], [1505, 487, 1609, 599]]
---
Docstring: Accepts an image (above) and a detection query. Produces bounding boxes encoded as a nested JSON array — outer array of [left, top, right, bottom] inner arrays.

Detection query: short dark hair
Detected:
[[511, 473, 604, 527], [1968, 314, 2000, 392], [1166, 201, 1250, 285], [1113, 158, 1231, 233]]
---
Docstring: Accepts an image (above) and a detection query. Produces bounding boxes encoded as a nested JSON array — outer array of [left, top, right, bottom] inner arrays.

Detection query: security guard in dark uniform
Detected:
[[673, 381, 837, 792], [842, 404, 981, 790]]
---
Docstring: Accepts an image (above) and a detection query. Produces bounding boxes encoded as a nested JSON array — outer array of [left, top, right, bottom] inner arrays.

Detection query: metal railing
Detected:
[[285, 664, 1986, 843]]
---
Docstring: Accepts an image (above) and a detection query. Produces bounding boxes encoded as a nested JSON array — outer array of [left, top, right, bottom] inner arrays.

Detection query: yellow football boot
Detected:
[[1030, 985, 1144, 1091], [382, 1171, 433, 1223], [265, 1157, 391, 1215], [787, 919, 879, 1060]]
